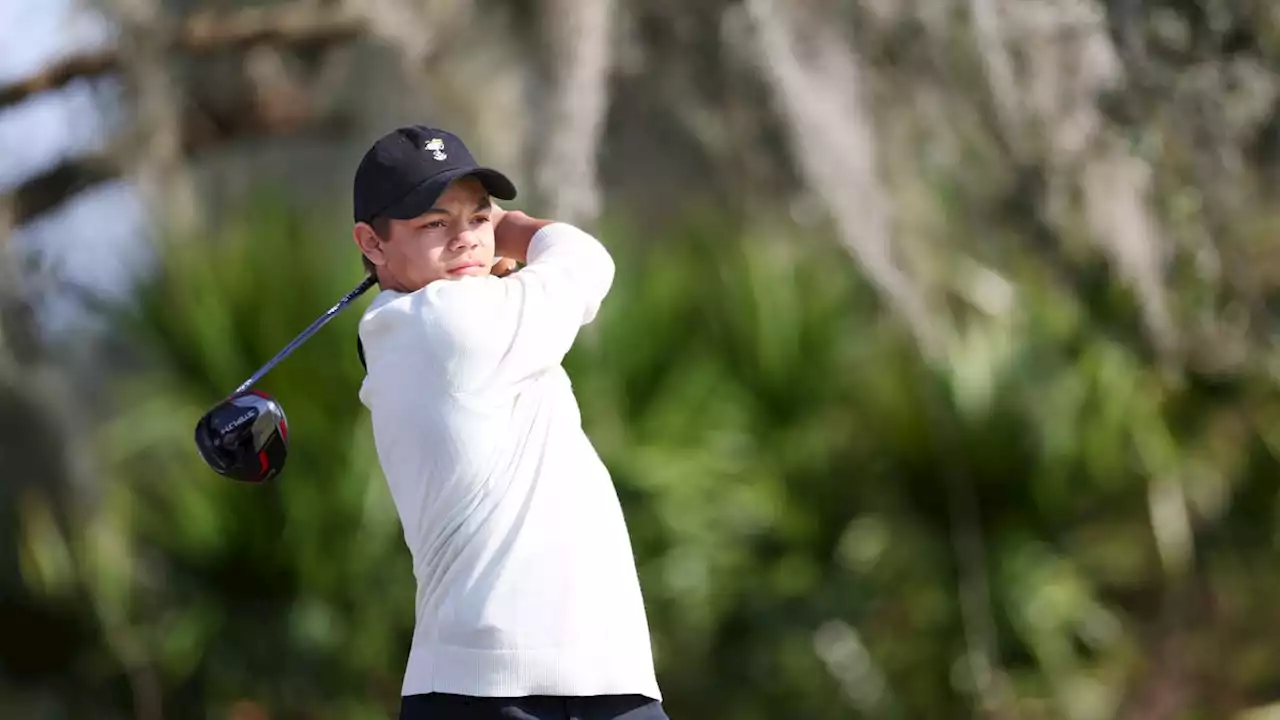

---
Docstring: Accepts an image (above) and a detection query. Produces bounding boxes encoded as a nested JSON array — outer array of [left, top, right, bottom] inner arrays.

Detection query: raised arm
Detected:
[[423, 217, 616, 391]]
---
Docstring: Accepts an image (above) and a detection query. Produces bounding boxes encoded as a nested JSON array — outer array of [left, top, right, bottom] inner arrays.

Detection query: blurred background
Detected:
[[3, 0, 1280, 718]]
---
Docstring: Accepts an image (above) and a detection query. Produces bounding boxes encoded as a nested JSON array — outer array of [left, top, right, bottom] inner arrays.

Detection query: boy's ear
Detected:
[[353, 222, 385, 267]]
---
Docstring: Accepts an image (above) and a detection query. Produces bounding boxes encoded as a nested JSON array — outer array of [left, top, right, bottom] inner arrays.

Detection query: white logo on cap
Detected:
[[425, 138, 447, 161]]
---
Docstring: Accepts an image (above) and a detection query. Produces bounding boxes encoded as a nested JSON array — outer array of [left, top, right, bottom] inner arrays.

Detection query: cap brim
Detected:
[[379, 167, 518, 221]]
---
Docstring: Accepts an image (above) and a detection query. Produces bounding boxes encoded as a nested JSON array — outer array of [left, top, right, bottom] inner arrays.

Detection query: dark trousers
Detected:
[[398, 693, 668, 720]]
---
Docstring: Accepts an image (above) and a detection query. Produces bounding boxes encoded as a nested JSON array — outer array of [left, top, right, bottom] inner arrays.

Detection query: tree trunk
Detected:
[[532, 0, 615, 227]]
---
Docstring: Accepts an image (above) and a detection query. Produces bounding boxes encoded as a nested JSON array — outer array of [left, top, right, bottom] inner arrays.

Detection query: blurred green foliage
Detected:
[[5, 189, 1280, 719], [4, 0, 1280, 717]]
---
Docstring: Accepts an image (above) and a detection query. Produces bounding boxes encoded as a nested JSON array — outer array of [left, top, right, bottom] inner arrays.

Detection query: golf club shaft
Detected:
[[231, 276, 377, 396]]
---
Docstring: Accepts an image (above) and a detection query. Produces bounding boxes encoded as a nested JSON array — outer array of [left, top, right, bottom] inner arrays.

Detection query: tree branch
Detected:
[[0, 50, 118, 110], [0, 1, 364, 111], [10, 106, 351, 226], [11, 154, 119, 227]]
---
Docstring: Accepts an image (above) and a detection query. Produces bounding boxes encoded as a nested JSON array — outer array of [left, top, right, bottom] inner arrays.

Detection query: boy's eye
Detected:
[[424, 220, 446, 229], [472, 215, 490, 224]]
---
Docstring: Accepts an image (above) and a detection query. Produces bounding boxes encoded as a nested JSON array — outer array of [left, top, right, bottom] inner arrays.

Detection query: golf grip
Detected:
[[231, 275, 378, 397]]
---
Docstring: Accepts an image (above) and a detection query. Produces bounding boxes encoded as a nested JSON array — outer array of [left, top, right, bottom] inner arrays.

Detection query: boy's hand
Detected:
[[491, 201, 553, 265], [488, 201, 518, 276], [490, 257, 519, 277]]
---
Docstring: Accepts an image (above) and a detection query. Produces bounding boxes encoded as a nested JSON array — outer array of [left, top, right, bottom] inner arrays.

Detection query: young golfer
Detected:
[[351, 125, 667, 720]]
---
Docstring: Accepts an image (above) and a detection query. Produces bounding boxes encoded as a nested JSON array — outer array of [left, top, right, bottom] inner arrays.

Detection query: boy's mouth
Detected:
[[447, 261, 485, 275]]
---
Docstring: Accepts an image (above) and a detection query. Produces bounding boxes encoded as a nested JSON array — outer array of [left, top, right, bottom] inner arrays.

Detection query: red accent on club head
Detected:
[[278, 419, 288, 442], [258, 449, 269, 477]]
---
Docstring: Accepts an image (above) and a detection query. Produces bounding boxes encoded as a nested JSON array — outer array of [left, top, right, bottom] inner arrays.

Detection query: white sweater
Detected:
[[356, 223, 661, 700]]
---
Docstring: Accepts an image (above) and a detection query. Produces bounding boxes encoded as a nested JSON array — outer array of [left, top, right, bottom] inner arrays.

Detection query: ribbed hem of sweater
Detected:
[[401, 643, 662, 701]]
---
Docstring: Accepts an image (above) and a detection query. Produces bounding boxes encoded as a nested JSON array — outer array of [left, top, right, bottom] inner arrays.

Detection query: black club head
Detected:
[[194, 390, 289, 483]]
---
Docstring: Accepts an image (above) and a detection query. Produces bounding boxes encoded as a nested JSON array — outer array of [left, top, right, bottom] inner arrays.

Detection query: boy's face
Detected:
[[353, 177, 496, 293]]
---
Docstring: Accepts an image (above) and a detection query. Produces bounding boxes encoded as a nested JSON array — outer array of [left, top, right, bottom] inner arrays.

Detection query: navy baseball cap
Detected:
[[352, 125, 517, 225]]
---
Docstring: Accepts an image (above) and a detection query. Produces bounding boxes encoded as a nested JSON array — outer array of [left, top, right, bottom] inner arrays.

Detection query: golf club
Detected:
[[194, 275, 377, 483]]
